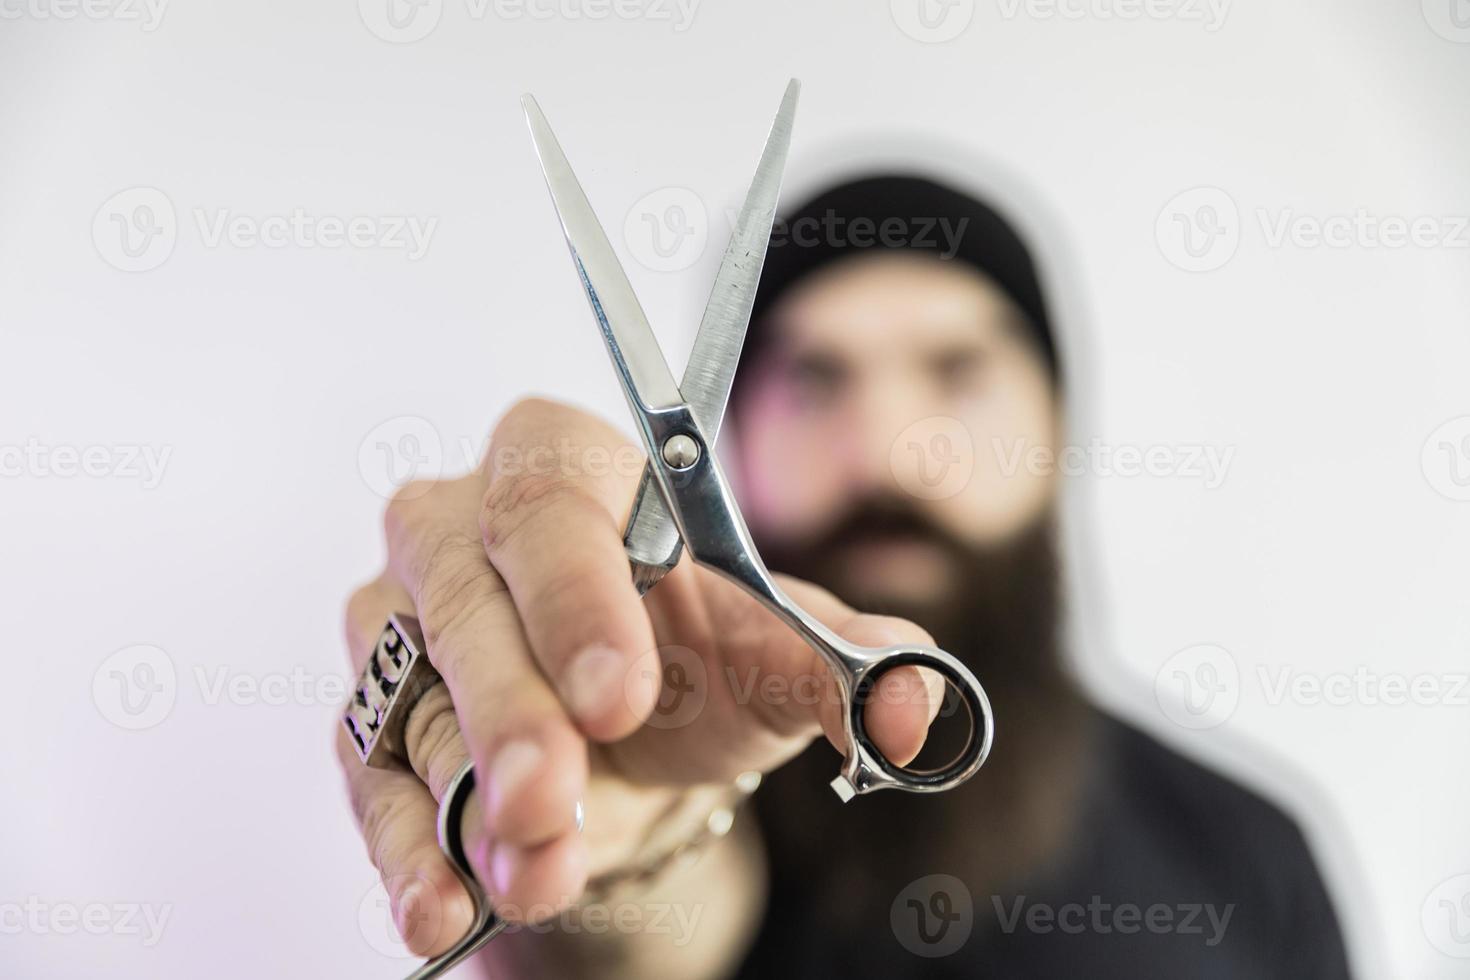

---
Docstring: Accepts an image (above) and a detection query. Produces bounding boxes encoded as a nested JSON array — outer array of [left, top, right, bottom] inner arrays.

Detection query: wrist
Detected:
[[587, 772, 761, 902]]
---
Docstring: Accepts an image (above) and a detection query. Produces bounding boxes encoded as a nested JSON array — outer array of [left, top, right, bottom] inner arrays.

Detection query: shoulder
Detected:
[[1102, 715, 1307, 850], [1089, 714, 1341, 933]]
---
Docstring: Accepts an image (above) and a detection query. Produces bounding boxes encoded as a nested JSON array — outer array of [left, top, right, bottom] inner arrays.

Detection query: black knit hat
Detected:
[[733, 174, 1059, 402]]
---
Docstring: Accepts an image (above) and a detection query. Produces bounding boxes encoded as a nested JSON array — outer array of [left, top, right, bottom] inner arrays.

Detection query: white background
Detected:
[[1, 0, 1467, 976]]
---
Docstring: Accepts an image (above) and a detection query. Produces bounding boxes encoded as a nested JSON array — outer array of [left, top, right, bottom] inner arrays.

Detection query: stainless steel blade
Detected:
[[522, 94, 685, 414], [621, 80, 799, 590], [685, 77, 799, 441]]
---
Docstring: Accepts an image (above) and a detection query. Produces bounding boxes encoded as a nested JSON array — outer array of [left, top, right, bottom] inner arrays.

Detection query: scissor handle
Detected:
[[840, 645, 994, 798], [399, 762, 506, 980]]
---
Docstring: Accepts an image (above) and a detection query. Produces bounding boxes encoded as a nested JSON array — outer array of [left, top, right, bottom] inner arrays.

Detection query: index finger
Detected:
[[478, 398, 662, 742]]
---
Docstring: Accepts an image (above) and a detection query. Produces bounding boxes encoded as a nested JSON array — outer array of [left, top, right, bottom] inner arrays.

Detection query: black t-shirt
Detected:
[[736, 713, 1350, 979]]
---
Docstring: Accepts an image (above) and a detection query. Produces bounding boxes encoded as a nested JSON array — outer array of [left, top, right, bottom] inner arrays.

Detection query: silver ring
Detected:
[[342, 614, 443, 770]]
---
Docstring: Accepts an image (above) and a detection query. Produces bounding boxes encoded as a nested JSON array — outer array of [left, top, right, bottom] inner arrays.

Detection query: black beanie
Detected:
[[734, 174, 1059, 402]]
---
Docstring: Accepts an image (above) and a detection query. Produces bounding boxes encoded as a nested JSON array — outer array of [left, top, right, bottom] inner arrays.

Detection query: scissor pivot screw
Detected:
[[661, 433, 700, 469]]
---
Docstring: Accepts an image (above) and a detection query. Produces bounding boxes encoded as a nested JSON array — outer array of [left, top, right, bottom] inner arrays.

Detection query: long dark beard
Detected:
[[757, 495, 1072, 699], [751, 504, 1095, 936]]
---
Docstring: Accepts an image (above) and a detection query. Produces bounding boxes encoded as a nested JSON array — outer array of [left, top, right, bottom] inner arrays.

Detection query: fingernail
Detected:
[[490, 739, 544, 806], [491, 844, 516, 896], [919, 667, 946, 723], [395, 879, 424, 941], [564, 644, 625, 722], [469, 835, 495, 893]]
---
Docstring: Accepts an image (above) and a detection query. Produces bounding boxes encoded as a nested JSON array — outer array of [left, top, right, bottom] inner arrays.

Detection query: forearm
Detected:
[[476, 814, 767, 980]]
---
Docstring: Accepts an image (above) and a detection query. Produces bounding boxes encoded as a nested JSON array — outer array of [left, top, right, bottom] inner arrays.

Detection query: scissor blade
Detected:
[[522, 94, 685, 413], [682, 77, 799, 440], [621, 80, 799, 591]]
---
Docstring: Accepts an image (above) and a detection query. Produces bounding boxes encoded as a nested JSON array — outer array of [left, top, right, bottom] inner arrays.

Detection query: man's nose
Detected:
[[844, 380, 934, 496]]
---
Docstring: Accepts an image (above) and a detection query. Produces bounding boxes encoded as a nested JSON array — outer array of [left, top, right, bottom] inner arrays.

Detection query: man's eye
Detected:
[[931, 350, 987, 393], [786, 359, 846, 404]]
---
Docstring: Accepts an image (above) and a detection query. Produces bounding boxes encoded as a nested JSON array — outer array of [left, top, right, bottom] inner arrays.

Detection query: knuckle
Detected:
[[405, 693, 465, 789], [355, 783, 418, 870], [506, 395, 555, 418], [498, 395, 572, 435], [479, 469, 602, 556], [414, 533, 500, 650], [854, 613, 935, 648], [345, 585, 377, 629], [425, 589, 522, 696], [344, 578, 394, 641], [382, 486, 440, 561], [383, 475, 482, 550], [488, 397, 574, 464], [385, 480, 439, 531], [416, 706, 461, 769]]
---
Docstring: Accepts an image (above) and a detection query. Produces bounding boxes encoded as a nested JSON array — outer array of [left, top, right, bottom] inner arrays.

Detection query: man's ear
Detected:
[[1042, 388, 1066, 504]]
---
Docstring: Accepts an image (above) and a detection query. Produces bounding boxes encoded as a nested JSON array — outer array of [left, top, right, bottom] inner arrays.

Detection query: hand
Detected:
[[335, 398, 943, 958]]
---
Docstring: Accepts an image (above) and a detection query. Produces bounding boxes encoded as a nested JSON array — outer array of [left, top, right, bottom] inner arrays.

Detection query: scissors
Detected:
[[366, 79, 994, 978]]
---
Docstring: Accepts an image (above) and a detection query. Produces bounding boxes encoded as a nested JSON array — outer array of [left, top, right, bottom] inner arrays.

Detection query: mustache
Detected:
[[805, 496, 961, 556]]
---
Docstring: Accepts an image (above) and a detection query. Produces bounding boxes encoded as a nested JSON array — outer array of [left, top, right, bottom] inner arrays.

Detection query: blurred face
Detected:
[[734, 251, 1060, 618]]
